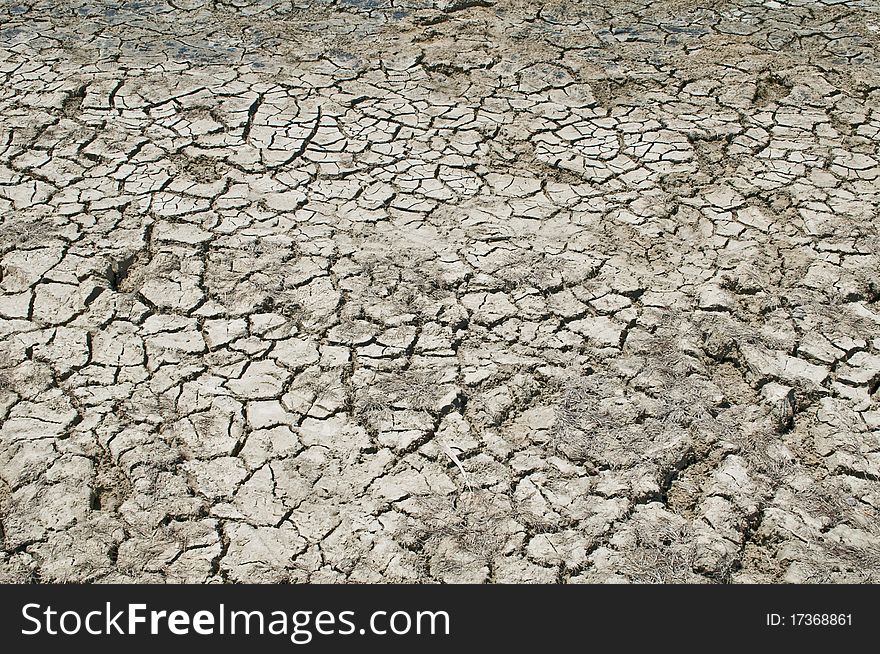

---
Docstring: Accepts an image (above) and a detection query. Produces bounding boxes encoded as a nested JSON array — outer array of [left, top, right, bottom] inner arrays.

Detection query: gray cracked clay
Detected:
[[1, 0, 880, 584]]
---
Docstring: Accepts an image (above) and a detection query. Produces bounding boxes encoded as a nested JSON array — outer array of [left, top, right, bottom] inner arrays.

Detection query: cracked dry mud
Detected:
[[1, 0, 880, 585]]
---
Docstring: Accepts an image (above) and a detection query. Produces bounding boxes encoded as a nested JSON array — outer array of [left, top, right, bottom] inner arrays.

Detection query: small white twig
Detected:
[[442, 443, 473, 492]]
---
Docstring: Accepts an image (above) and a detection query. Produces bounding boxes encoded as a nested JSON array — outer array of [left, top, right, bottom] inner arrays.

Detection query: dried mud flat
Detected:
[[1, 0, 880, 584]]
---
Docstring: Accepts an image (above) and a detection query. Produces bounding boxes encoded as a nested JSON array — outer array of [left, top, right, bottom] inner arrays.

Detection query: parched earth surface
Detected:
[[1, 0, 880, 584]]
